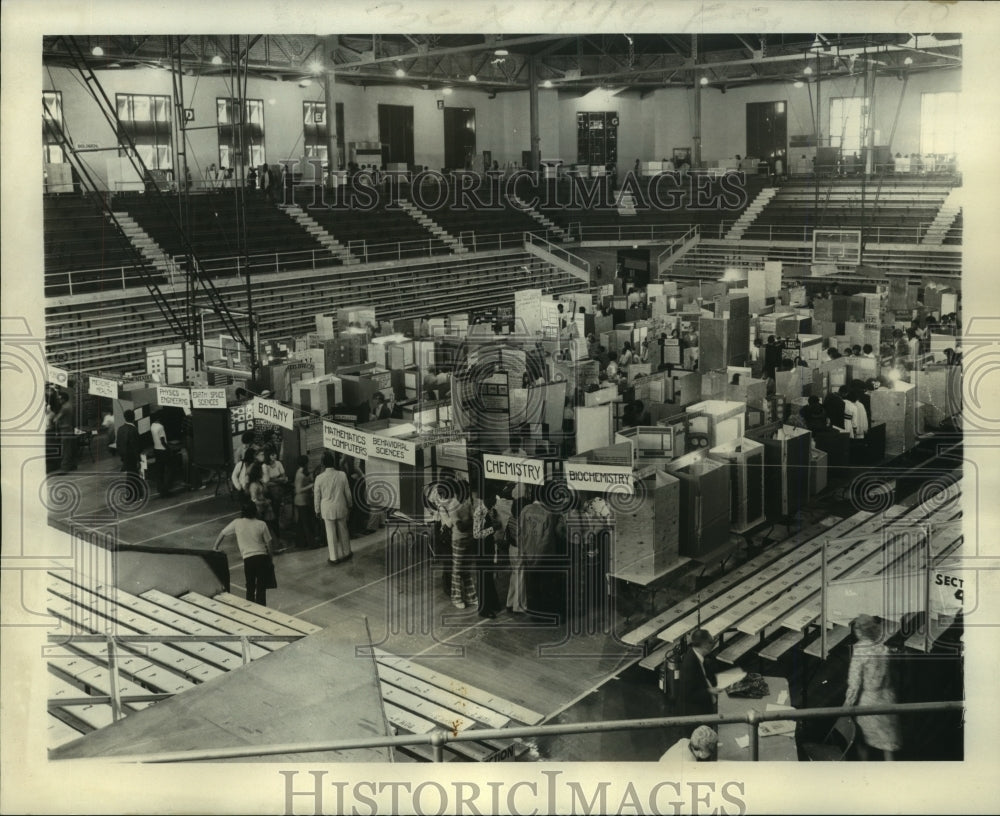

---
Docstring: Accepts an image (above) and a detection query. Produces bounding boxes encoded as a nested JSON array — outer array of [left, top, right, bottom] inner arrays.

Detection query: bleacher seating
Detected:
[[526, 173, 767, 240], [45, 252, 585, 373], [943, 209, 963, 245], [294, 186, 451, 261], [742, 178, 958, 244], [43, 195, 149, 296], [623, 479, 962, 671], [118, 191, 337, 275], [391, 174, 554, 251]]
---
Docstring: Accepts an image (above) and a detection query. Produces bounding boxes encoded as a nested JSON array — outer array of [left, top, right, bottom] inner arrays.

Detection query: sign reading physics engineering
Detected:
[[564, 463, 634, 494], [88, 375, 119, 399], [157, 386, 191, 409], [250, 396, 294, 430], [190, 387, 227, 409], [483, 453, 545, 485], [323, 421, 371, 460]]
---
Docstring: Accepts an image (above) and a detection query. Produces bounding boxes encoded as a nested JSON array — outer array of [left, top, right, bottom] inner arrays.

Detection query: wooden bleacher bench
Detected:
[[757, 630, 804, 662], [376, 664, 510, 729], [715, 633, 759, 665], [48, 675, 115, 732], [48, 645, 156, 712], [373, 649, 543, 726], [622, 516, 864, 648], [178, 591, 310, 637], [638, 643, 671, 671], [655, 514, 874, 645], [61, 638, 200, 693], [213, 592, 323, 635], [48, 712, 85, 749], [48, 574, 248, 671], [141, 589, 292, 652], [803, 624, 852, 658]]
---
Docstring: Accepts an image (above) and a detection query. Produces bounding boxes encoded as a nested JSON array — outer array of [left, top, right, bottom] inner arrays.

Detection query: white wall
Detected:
[[43, 63, 962, 189]]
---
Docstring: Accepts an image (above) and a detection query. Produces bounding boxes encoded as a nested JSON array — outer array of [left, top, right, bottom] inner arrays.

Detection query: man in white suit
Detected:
[[314, 451, 354, 564]]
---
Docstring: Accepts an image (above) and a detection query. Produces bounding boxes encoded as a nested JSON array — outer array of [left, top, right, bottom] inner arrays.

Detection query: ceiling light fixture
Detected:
[[442, 86, 453, 95], [904, 56, 913, 65], [91, 45, 104, 56], [211, 55, 223, 66], [299, 78, 312, 87], [468, 74, 477, 82], [804, 66, 813, 75], [494, 49, 509, 56], [794, 81, 805, 88], [699, 76, 709, 86], [308, 59, 324, 75], [395, 67, 406, 78], [542, 79, 553, 88]]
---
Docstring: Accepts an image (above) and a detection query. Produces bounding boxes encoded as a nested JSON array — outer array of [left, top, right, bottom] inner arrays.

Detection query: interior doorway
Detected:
[[443, 107, 476, 171]]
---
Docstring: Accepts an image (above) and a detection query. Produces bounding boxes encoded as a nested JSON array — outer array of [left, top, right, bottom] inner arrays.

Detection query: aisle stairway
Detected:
[[396, 198, 467, 253], [510, 195, 572, 242], [110, 211, 177, 281], [725, 186, 778, 240], [278, 204, 359, 264], [921, 188, 962, 246]]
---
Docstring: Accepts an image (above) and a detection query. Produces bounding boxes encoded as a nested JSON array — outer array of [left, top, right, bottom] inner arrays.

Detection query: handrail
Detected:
[[90, 700, 963, 764], [576, 223, 692, 243], [657, 224, 701, 267], [523, 231, 591, 278]]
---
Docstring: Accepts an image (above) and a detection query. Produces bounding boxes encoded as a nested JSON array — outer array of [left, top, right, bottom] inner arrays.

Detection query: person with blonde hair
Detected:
[[844, 614, 902, 760]]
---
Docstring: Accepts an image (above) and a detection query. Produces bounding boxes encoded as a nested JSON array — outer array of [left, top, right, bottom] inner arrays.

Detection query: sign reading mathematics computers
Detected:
[[321, 421, 417, 466], [564, 463, 634, 494]]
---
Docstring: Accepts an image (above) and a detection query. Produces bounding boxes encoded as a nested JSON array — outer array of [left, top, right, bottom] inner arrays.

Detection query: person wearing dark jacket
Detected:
[[676, 629, 721, 733], [115, 409, 141, 475]]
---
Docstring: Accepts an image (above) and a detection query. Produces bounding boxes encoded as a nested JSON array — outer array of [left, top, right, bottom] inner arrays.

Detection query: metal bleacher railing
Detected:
[[77, 689, 962, 764]]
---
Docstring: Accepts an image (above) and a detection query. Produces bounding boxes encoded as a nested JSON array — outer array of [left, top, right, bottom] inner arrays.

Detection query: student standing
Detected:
[[213, 503, 276, 606], [314, 451, 354, 564]]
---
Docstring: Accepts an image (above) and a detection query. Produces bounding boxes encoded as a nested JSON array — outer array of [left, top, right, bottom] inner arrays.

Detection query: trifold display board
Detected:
[[576, 403, 614, 456], [611, 469, 681, 582], [708, 437, 765, 533], [869, 382, 917, 456], [664, 450, 731, 559], [744, 422, 812, 518], [190, 409, 230, 468]]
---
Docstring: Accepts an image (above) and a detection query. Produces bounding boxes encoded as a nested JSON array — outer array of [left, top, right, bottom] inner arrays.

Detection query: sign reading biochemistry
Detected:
[[564, 463, 634, 494], [250, 397, 294, 430], [482, 453, 545, 485]]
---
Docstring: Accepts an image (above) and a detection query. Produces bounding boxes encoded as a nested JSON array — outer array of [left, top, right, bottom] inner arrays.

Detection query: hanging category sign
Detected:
[[190, 387, 228, 410], [482, 453, 545, 485], [47, 366, 70, 388], [250, 396, 294, 430], [323, 420, 371, 460], [88, 375, 119, 399], [156, 386, 191, 409], [371, 433, 416, 466], [564, 463, 634, 494]]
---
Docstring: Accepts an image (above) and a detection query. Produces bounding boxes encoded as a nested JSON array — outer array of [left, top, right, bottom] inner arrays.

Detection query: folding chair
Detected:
[[801, 716, 856, 761]]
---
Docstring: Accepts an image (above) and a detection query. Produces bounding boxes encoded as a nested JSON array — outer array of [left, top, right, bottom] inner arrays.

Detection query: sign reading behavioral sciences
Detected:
[[564, 463, 634, 494], [157, 386, 191, 409], [250, 397, 294, 430], [371, 433, 416, 466], [482, 453, 545, 485], [88, 375, 118, 399], [323, 421, 371, 460], [190, 387, 227, 410]]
